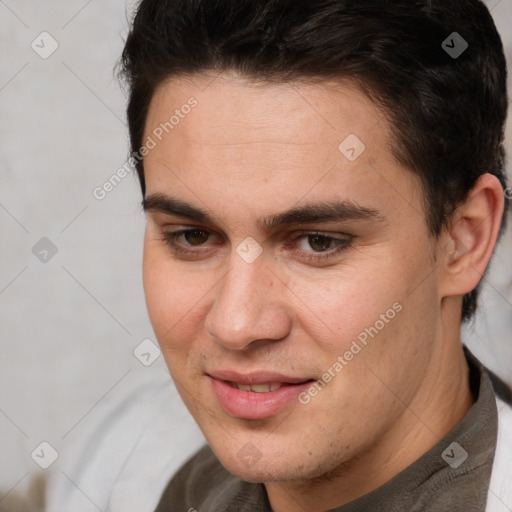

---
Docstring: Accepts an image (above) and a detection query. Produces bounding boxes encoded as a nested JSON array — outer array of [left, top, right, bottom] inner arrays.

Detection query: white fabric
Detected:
[[485, 395, 512, 512], [46, 374, 512, 512], [46, 370, 205, 512]]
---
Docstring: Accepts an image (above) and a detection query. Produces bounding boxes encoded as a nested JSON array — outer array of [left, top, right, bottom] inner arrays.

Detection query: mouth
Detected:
[[208, 371, 316, 420], [224, 381, 308, 392]]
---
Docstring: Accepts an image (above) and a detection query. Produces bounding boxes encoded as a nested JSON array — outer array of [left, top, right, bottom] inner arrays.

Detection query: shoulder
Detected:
[[155, 445, 267, 512], [154, 444, 232, 510], [486, 394, 512, 512]]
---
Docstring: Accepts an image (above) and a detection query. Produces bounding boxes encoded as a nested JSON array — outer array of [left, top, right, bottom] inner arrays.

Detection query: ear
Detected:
[[439, 173, 505, 298]]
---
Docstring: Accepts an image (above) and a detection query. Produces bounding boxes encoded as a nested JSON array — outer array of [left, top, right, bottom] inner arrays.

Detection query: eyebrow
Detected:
[[142, 193, 383, 230]]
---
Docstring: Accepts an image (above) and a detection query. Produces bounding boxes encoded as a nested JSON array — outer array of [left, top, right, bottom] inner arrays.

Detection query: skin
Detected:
[[141, 73, 504, 512]]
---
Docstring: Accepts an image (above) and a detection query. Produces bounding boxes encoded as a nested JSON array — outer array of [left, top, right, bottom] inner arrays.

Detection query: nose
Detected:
[[204, 252, 292, 351]]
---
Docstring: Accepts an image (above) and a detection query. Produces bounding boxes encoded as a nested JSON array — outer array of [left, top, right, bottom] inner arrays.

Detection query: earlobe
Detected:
[[441, 173, 505, 296]]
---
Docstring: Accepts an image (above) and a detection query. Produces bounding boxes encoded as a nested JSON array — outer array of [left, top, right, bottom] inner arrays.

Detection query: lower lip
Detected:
[[210, 377, 314, 420]]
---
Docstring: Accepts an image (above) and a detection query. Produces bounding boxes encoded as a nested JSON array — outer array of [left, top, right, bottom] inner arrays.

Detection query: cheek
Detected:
[[283, 242, 437, 357], [142, 240, 210, 348], [284, 265, 401, 351]]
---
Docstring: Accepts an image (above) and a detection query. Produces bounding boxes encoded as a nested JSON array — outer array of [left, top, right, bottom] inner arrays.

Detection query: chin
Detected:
[[224, 461, 297, 483], [213, 445, 325, 484]]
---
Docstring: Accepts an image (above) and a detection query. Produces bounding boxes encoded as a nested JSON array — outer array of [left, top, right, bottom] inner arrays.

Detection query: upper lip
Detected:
[[207, 370, 314, 385]]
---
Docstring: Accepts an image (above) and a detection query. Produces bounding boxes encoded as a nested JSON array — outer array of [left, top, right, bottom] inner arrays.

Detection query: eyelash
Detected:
[[159, 229, 352, 262]]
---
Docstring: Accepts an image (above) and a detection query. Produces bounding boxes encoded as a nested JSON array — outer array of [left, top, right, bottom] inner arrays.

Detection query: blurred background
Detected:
[[0, 0, 511, 510]]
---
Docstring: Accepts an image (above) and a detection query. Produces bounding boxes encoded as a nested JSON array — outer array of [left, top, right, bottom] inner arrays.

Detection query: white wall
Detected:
[[0, 0, 511, 510]]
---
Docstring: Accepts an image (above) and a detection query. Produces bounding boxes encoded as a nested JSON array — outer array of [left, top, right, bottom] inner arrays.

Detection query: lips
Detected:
[[208, 370, 315, 419], [208, 369, 313, 386]]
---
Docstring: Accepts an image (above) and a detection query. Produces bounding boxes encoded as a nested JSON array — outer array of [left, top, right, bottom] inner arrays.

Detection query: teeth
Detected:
[[235, 382, 283, 392], [251, 383, 272, 393]]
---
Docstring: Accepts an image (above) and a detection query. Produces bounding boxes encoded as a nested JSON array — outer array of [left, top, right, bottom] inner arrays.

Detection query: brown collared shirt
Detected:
[[155, 347, 499, 512]]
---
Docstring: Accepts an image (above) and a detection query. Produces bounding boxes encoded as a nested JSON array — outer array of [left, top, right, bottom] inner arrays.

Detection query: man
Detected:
[[48, 0, 512, 511], [122, 0, 512, 510]]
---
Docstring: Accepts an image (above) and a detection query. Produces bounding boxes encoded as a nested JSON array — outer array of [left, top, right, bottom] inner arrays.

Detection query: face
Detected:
[[142, 74, 443, 483]]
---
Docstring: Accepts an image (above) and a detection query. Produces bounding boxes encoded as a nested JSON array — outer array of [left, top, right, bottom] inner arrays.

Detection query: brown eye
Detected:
[[307, 234, 333, 251], [290, 232, 352, 263], [184, 229, 209, 245]]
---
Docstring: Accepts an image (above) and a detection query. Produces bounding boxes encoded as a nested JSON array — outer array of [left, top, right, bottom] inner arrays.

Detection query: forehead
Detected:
[[146, 74, 384, 149], [142, 74, 423, 223]]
